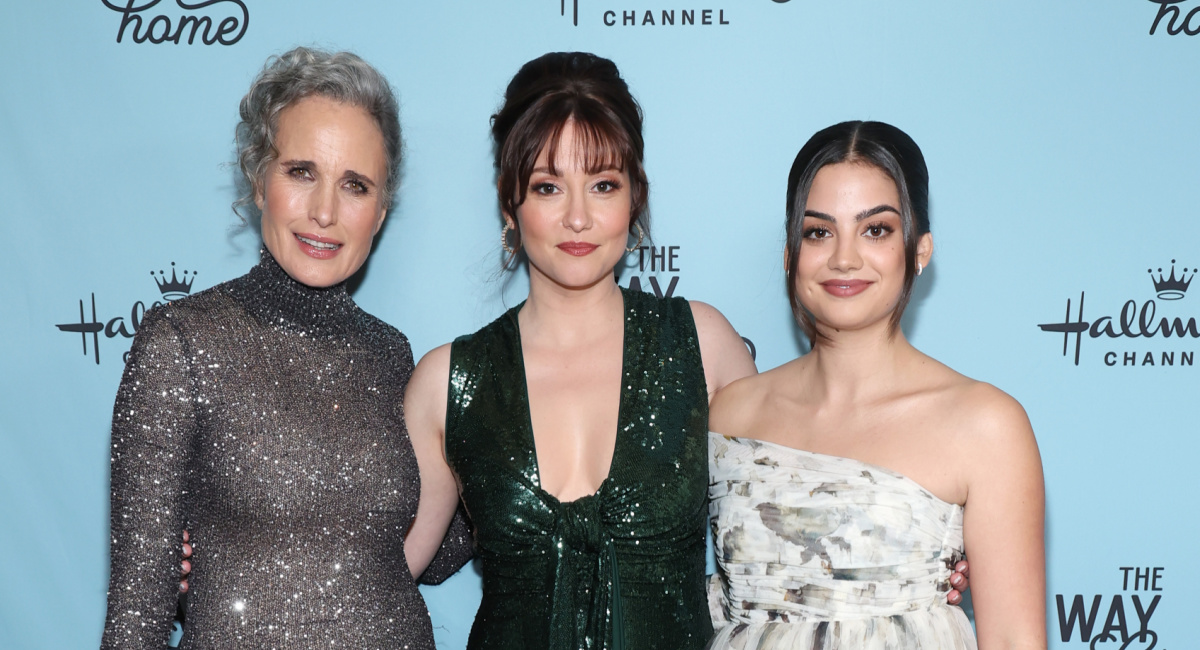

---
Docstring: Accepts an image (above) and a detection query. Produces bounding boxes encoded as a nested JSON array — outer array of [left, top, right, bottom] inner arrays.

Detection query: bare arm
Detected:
[[960, 386, 1046, 649], [402, 344, 464, 579], [689, 300, 757, 403]]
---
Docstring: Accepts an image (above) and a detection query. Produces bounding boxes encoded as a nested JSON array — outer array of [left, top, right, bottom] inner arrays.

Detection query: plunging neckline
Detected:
[[514, 289, 630, 505]]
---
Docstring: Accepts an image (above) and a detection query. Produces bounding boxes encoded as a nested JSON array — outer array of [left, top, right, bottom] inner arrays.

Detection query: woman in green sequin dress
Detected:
[[401, 53, 757, 649]]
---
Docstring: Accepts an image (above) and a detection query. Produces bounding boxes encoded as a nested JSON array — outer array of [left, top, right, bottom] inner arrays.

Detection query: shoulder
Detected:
[[356, 311, 414, 363], [411, 343, 453, 386], [929, 374, 1038, 473], [406, 343, 453, 430], [687, 299, 758, 393], [945, 379, 1032, 442], [687, 300, 749, 349], [708, 361, 790, 435], [135, 275, 251, 338], [131, 287, 229, 346], [448, 307, 519, 353], [686, 299, 728, 329]]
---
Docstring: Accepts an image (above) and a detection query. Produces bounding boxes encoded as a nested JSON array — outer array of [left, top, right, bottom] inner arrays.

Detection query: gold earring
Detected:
[[501, 223, 517, 255], [626, 222, 645, 253]]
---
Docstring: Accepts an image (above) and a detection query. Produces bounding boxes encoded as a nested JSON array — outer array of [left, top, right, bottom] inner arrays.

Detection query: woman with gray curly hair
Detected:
[[100, 46, 469, 649]]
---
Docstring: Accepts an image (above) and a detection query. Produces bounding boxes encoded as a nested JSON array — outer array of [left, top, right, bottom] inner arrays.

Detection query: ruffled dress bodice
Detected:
[[707, 433, 976, 650]]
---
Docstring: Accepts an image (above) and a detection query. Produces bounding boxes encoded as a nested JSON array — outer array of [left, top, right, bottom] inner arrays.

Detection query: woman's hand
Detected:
[[947, 559, 969, 605], [179, 530, 192, 593]]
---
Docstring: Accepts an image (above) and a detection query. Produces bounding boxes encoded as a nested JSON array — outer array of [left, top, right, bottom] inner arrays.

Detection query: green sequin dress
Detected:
[[445, 288, 712, 650]]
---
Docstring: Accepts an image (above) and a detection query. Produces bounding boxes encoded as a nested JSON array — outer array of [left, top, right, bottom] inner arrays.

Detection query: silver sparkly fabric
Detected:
[[101, 251, 471, 649]]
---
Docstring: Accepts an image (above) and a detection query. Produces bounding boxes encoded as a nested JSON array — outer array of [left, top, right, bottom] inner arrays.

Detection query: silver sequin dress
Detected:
[[707, 433, 976, 650], [101, 252, 471, 649]]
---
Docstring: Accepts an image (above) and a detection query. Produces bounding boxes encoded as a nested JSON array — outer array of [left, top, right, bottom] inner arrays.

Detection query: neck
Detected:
[[229, 248, 358, 337], [803, 320, 917, 404], [519, 271, 624, 347]]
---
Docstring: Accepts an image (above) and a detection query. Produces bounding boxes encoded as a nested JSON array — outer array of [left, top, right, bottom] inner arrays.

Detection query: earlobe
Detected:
[[374, 209, 388, 236], [916, 233, 934, 271]]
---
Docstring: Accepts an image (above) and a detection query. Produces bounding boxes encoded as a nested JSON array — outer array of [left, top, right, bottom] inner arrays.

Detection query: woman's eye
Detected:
[[864, 223, 893, 239], [287, 166, 312, 179], [594, 180, 621, 193], [803, 227, 831, 240], [531, 182, 559, 195], [346, 180, 368, 194]]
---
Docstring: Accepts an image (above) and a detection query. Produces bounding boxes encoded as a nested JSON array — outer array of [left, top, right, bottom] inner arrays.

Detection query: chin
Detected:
[[283, 259, 350, 288]]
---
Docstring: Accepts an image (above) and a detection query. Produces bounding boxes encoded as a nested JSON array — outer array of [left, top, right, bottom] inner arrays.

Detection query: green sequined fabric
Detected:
[[445, 288, 712, 650]]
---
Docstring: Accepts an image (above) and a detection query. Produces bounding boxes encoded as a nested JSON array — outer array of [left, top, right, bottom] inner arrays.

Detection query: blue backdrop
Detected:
[[1, 1, 1195, 648]]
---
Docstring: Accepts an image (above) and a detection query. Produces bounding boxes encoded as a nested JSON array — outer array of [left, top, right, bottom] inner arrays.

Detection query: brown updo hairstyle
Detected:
[[491, 52, 649, 267], [784, 121, 931, 342]]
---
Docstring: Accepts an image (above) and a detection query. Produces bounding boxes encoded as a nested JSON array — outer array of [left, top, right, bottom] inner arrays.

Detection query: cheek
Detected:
[[796, 243, 825, 274], [347, 206, 383, 246], [261, 181, 298, 228]]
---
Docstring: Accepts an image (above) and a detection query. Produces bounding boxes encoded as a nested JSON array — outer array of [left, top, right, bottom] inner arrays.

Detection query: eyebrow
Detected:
[[803, 204, 900, 223], [343, 170, 377, 187], [531, 165, 621, 175], [279, 160, 377, 187]]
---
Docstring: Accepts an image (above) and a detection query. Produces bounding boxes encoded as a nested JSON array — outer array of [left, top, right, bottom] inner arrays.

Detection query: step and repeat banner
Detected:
[[1, 1, 1196, 648]]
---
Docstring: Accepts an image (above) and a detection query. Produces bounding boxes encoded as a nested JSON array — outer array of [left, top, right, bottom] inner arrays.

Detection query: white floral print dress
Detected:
[[707, 433, 976, 650]]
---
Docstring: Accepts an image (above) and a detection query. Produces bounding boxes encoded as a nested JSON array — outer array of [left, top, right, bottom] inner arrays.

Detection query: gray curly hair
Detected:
[[234, 46, 401, 217]]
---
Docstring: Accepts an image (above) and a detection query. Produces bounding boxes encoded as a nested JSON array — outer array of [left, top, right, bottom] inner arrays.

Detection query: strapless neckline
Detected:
[[708, 431, 961, 509]]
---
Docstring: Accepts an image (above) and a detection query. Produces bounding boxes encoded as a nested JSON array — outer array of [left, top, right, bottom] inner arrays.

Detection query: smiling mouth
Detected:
[[820, 280, 872, 296], [557, 242, 599, 256], [296, 234, 341, 251]]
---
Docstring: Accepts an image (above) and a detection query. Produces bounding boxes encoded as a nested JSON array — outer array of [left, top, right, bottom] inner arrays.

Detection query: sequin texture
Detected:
[[101, 251, 471, 649], [444, 288, 712, 649]]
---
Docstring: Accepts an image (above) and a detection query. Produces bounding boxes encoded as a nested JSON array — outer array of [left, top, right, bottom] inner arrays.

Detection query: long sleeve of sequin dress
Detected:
[[102, 309, 198, 648], [101, 253, 467, 649]]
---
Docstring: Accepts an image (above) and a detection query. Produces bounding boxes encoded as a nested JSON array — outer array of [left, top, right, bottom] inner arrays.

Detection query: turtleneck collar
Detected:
[[227, 249, 360, 337]]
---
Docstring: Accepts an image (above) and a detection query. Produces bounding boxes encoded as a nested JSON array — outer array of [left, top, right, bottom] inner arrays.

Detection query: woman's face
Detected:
[[256, 95, 388, 288], [512, 120, 633, 292], [796, 162, 930, 334]]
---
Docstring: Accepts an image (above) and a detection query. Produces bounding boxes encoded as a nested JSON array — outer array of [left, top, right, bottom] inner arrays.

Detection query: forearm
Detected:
[[415, 503, 474, 585]]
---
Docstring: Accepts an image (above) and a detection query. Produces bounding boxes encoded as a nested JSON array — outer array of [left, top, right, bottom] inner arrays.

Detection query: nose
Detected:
[[311, 181, 337, 229], [562, 189, 591, 233], [829, 232, 862, 271]]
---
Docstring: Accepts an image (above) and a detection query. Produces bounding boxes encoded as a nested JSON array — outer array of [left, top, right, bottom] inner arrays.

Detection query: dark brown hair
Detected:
[[785, 121, 931, 342], [491, 52, 648, 262]]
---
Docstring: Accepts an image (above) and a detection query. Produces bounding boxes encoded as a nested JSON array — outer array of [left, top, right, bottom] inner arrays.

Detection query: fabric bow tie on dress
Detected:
[[549, 494, 626, 650]]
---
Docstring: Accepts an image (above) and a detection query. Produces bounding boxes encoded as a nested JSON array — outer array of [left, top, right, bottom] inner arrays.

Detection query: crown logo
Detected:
[[152, 262, 196, 301], [1148, 259, 1192, 300]]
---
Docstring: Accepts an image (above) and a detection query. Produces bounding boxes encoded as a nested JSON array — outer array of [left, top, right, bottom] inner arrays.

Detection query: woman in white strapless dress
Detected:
[[706, 121, 1046, 650]]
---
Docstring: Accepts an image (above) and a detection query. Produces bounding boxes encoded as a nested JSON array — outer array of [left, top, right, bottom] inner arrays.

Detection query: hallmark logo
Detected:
[[1038, 261, 1197, 367], [56, 262, 200, 365], [556, 0, 788, 27], [103, 0, 249, 45], [153, 262, 197, 300], [1149, 0, 1200, 35], [1057, 566, 1165, 649], [1148, 261, 1192, 300]]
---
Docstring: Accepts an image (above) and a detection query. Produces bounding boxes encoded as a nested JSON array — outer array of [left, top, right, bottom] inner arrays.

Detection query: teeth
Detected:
[[297, 235, 340, 250]]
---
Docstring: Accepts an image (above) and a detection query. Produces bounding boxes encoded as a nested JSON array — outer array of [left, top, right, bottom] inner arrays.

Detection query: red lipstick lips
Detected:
[[556, 242, 599, 256], [820, 279, 872, 297]]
